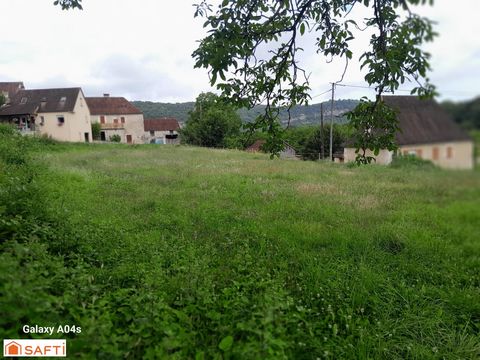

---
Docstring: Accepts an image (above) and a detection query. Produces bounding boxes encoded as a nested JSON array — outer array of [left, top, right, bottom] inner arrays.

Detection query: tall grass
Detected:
[[1, 132, 479, 359]]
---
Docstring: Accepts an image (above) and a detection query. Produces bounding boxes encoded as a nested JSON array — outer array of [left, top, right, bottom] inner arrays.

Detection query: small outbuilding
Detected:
[[344, 96, 474, 169], [144, 118, 180, 144]]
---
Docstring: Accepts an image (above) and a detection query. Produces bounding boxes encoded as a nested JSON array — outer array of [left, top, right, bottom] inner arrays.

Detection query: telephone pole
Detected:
[[319, 103, 324, 160], [329, 82, 335, 162]]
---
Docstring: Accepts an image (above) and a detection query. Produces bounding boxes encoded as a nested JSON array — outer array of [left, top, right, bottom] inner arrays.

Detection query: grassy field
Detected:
[[1, 137, 480, 359]]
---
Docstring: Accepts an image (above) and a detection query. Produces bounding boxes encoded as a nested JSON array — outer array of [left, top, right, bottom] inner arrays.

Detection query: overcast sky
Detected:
[[1, 0, 479, 103]]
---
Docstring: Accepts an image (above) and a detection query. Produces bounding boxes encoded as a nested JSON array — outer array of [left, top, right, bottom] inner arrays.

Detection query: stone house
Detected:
[[86, 95, 144, 144]]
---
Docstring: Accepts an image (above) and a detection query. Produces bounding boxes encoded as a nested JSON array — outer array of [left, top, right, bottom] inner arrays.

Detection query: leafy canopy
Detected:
[[181, 92, 242, 148], [193, 0, 437, 163]]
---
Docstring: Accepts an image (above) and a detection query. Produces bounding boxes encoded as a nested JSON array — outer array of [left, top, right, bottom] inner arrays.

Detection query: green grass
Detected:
[[1, 139, 480, 359]]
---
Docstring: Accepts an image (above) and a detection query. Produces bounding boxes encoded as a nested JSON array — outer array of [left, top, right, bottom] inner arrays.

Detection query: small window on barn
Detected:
[[432, 147, 439, 160], [100, 116, 105, 124], [417, 149, 423, 158], [57, 116, 65, 126], [59, 96, 67, 103], [114, 118, 119, 124], [447, 146, 453, 159], [150, 130, 155, 136], [121, 117, 125, 123], [20, 97, 27, 104]]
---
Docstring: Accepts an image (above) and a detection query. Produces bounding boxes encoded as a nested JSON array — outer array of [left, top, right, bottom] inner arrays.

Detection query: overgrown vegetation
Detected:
[[180, 92, 242, 148], [91, 122, 101, 141], [1, 130, 479, 358]]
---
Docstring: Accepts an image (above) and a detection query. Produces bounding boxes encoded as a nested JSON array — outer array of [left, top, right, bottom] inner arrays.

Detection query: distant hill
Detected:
[[132, 99, 359, 127]]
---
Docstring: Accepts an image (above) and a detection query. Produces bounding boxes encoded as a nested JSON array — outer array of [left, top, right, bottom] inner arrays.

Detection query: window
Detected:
[[100, 116, 105, 124], [447, 146, 453, 159], [150, 130, 155, 136], [59, 96, 67, 102], [57, 116, 65, 126], [20, 97, 27, 104], [113, 118, 119, 124], [121, 117, 125, 124], [432, 147, 439, 160]]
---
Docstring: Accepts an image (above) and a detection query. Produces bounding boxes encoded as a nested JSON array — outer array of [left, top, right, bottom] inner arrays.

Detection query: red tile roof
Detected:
[[86, 97, 142, 115], [144, 118, 180, 132]]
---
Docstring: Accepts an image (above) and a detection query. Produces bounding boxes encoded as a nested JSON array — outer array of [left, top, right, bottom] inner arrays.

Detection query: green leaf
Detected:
[[218, 335, 233, 351], [300, 23, 305, 35]]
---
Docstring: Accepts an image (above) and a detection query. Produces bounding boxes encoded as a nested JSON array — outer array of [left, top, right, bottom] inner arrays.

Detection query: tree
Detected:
[[91, 122, 101, 141], [193, 0, 437, 163], [181, 92, 242, 148], [53, 0, 82, 10]]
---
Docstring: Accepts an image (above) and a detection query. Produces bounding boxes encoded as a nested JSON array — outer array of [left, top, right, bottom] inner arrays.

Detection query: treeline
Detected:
[[442, 97, 480, 129], [132, 99, 359, 126]]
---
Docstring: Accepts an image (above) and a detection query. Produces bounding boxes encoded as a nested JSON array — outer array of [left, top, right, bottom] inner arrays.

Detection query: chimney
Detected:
[[103, 93, 110, 97]]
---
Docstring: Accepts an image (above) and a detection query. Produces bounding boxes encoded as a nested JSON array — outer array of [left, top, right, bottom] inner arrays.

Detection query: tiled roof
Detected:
[[382, 96, 472, 145], [0, 88, 80, 116], [144, 118, 180, 131], [86, 97, 142, 115]]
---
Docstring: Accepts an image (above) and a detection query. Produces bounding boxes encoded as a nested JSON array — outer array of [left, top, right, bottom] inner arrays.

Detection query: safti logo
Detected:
[[3, 339, 66, 357]]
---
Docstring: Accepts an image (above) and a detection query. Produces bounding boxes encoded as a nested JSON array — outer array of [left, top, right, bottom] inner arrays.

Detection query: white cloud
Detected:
[[1, 0, 479, 102]]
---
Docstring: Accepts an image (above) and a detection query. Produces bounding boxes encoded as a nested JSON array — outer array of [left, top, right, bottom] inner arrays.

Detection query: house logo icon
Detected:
[[5, 341, 21, 356]]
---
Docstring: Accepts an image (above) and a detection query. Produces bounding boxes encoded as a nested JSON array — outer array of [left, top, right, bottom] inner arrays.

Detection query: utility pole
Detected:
[[329, 82, 335, 162], [320, 102, 324, 160]]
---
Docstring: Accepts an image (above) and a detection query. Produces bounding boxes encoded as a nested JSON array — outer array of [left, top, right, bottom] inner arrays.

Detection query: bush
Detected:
[[390, 154, 436, 169], [91, 122, 102, 140], [110, 134, 121, 143]]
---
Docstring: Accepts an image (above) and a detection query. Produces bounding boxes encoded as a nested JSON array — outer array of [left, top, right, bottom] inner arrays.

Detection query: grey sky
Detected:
[[1, 0, 479, 103]]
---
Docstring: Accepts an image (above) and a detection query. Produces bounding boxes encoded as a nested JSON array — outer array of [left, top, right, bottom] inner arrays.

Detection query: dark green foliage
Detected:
[[284, 125, 346, 160], [390, 154, 436, 169], [180, 92, 242, 148], [442, 97, 480, 130], [109, 134, 121, 142], [193, 0, 437, 160], [132, 101, 195, 124], [91, 122, 101, 140], [53, 0, 82, 10], [347, 98, 400, 164]]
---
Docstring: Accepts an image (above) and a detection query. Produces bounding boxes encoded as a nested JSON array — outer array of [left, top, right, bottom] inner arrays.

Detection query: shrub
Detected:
[[91, 122, 102, 140], [110, 134, 121, 143], [390, 154, 436, 169]]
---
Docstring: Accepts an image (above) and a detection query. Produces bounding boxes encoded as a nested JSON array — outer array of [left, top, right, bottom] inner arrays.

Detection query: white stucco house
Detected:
[[344, 96, 474, 169], [86, 95, 144, 144], [0, 85, 92, 142]]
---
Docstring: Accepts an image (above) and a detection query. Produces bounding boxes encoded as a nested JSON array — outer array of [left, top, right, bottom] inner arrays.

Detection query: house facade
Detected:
[[144, 118, 180, 144], [0, 87, 92, 142], [344, 96, 474, 169], [86, 95, 144, 144]]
